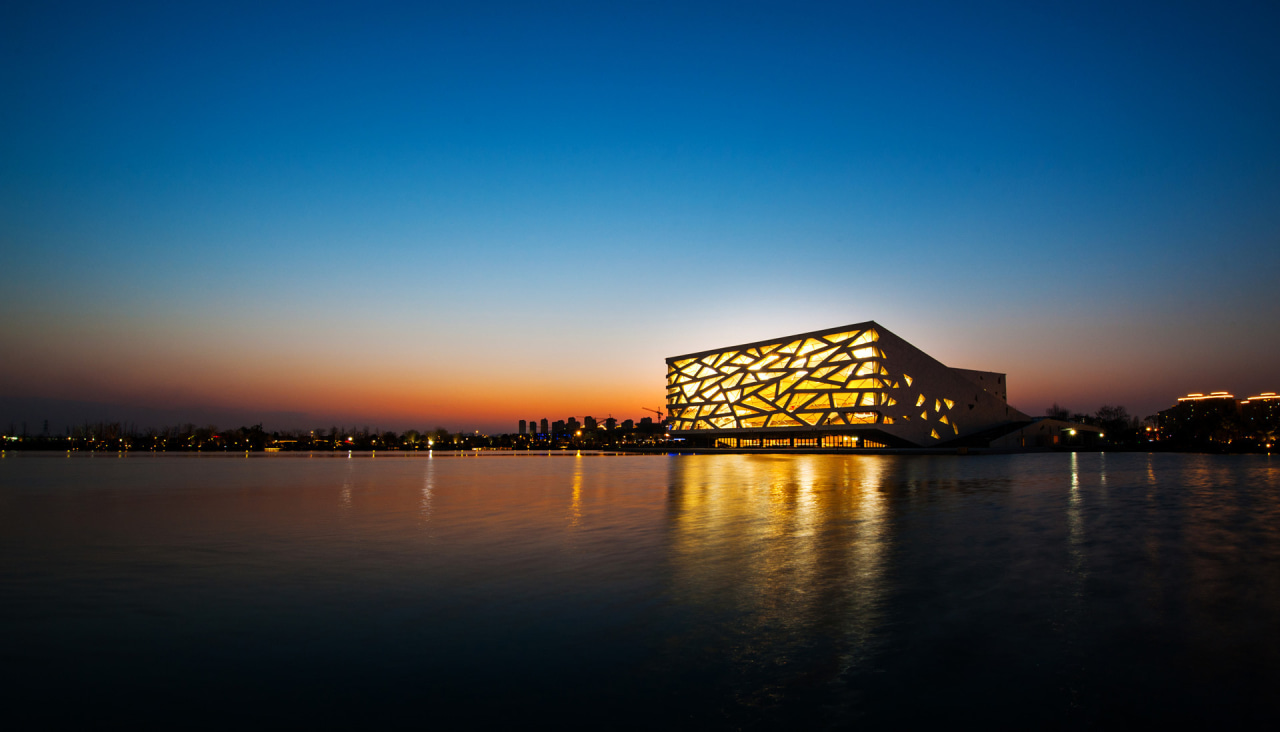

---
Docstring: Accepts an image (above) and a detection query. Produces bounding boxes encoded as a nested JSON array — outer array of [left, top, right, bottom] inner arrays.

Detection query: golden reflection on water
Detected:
[[666, 455, 891, 672]]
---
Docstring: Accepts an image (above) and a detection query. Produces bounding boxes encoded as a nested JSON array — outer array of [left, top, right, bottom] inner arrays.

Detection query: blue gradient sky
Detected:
[[3, 1, 1279, 431]]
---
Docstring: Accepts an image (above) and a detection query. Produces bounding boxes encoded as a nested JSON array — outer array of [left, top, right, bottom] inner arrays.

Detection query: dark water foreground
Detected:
[[2, 452, 1278, 728]]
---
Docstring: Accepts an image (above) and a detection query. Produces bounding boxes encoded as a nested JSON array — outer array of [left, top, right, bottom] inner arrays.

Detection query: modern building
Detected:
[[665, 321, 1030, 448], [518, 420, 527, 435]]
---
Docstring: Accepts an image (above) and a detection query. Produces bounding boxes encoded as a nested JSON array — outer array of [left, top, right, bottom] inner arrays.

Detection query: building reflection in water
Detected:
[[665, 455, 891, 683]]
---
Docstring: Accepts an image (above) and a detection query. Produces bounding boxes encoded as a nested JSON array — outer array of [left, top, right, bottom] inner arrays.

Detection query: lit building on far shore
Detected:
[[665, 321, 1032, 448]]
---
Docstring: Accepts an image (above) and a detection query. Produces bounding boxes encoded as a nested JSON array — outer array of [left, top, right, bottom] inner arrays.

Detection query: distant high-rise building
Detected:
[[541, 418, 549, 435], [621, 419, 634, 430], [640, 417, 653, 427], [530, 418, 538, 436], [605, 417, 617, 430], [583, 416, 597, 430], [518, 420, 526, 435], [552, 420, 566, 436], [567, 417, 580, 433]]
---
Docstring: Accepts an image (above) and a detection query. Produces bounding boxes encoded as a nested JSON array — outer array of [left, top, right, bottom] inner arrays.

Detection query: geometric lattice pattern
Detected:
[[667, 325, 963, 437]]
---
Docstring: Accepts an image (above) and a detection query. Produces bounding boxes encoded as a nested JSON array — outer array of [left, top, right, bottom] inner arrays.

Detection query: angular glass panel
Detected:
[[789, 357, 807, 369], [883, 416, 895, 425], [742, 396, 774, 412], [856, 361, 877, 376], [768, 414, 802, 427], [829, 353, 852, 362], [674, 358, 695, 369], [849, 412, 877, 424], [714, 351, 737, 368], [939, 414, 949, 425], [778, 371, 808, 394], [797, 380, 840, 390], [680, 407, 697, 419], [884, 396, 897, 406], [760, 384, 778, 400], [731, 354, 755, 365], [798, 338, 828, 356], [701, 355, 716, 366], [797, 412, 823, 425], [742, 416, 768, 428], [833, 392, 860, 408], [675, 373, 692, 384], [725, 389, 741, 403], [852, 346, 882, 359], [916, 394, 926, 407], [879, 365, 890, 375], [903, 374, 913, 386], [789, 393, 817, 411], [952, 422, 959, 434], [683, 383, 700, 398], [860, 392, 876, 406], [711, 392, 726, 402], [934, 399, 941, 412], [741, 374, 758, 385], [850, 329, 879, 346], [811, 365, 839, 379], [740, 383, 762, 397], [748, 354, 781, 371], [721, 372, 743, 389], [831, 365, 855, 382], [711, 416, 735, 429], [721, 365, 740, 374], [733, 405, 757, 416], [747, 347, 762, 357], [701, 375, 724, 389], [809, 346, 838, 364], [825, 412, 845, 425], [755, 371, 784, 380], [920, 411, 928, 420], [846, 379, 883, 389], [930, 429, 940, 439], [777, 340, 803, 355], [825, 329, 861, 343], [806, 394, 831, 410], [944, 398, 955, 410], [695, 420, 712, 430], [715, 404, 731, 415]]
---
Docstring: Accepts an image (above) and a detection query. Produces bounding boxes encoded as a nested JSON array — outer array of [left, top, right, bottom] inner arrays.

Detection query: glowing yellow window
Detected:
[[798, 338, 827, 356], [833, 392, 860, 408], [920, 411, 928, 420], [714, 404, 731, 415], [825, 330, 860, 343], [811, 365, 838, 379], [952, 423, 959, 434], [674, 358, 695, 369], [852, 346, 881, 359], [722, 372, 743, 389], [846, 379, 882, 389], [830, 365, 855, 382], [795, 412, 821, 425], [856, 361, 877, 376], [850, 329, 879, 346], [731, 354, 754, 365], [903, 374, 913, 386], [916, 394, 925, 407], [829, 352, 852, 362], [884, 396, 897, 406], [725, 389, 741, 403], [741, 374, 757, 385], [939, 415, 949, 425], [807, 394, 831, 410], [883, 416, 895, 425], [733, 405, 756, 417], [757, 344, 778, 355], [809, 347, 837, 364], [768, 414, 802, 427], [777, 340, 802, 355], [682, 383, 700, 398], [711, 416, 735, 429], [934, 399, 941, 412], [860, 393, 876, 406], [680, 407, 697, 419], [788, 393, 816, 411], [849, 412, 877, 424], [787, 357, 806, 369], [741, 416, 767, 428], [796, 380, 839, 390], [826, 412, 845, 425], [700, 355, 716, 366], [748, 354, 780, 371], [777, 372, 807, 394], [742, 396, 773, 412], [944, 398, 955, 410], [930, 429, 940, 439], [714, 352, 737, 368], [759, 384, 778, 400], [695, 420, 713, 430], [756, 371, 783, 380]]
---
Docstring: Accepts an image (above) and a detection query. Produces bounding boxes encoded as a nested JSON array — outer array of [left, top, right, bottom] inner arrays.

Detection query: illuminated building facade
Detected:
[[665, 321, 1028, 448]]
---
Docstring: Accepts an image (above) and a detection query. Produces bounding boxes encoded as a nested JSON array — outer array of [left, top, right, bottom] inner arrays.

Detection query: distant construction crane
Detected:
[[642, 407, 667, 423]]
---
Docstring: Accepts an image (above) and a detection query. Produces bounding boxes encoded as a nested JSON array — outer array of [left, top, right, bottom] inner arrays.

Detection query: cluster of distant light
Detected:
[[1177, 392, 1278, 403]]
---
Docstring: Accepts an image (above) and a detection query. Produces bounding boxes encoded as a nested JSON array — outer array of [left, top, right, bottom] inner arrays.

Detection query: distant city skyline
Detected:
[[3, 1, 1278, 433]]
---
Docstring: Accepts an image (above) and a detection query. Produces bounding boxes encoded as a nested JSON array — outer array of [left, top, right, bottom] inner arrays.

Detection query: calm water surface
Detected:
[[3, 451, 1279, 727]]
